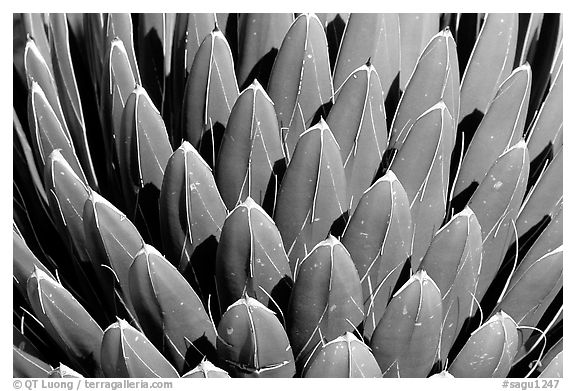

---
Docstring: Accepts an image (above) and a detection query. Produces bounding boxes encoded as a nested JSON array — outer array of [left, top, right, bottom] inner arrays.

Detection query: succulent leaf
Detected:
[[274, 120, 347, 270], [341, 170, 413, 340], [267, 13, 333, 159], [370, 270, 443, 378]]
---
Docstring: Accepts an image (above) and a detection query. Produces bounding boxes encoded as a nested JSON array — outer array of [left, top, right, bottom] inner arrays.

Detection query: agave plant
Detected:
[[13, 12, 562, 378]]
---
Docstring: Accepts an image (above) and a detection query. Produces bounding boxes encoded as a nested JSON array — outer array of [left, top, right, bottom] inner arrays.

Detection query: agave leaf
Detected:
[[521, 203, 562, 267], [526, 64, 562, 180], [129, 244, 217, 373], [182, 27, 239, 168], [420, 206, 482, 363], [454, 64, 531, 203], [105, 13, 141, 84], [389, 28, 459, 151], [170, 13, 216, 141], [48, 13, 98, 189], [274, 120, 347, 270], [236, 13, 294, 89], [27, 268, 103, 376], [28, 82, 87, 184], [100, 37, 137, 174], [136, 13, 166, 109], [303, 332, 382, 378], [13, 230, 54, 299], [341, 171, 412, 340], [315, 13, 349, 71], [117, 85, 172, 198], [13, 345, 53, 378], [516, 14, 543, 67], [539, 351, 562, 378], [83, 13, 106, 92], [83, 190, 145, 316], [459, 14, 518, 135], [390, 102, 455, 268], [327, 63, 388, 211], [14, 107, 47, 204], [398, 13, 440, 90], [216, 80, 285, 213], [22, 13, 53, 74], [267, 13, 333, 160], [333, 13, 399, 118], [217, 295, 296, 378], [159, 141, 226, 301], [287, 236, 364, 367], [468, 141, 529, 300], [100, 318, 179, 378], [370, 270, 443, 378], [216, 198, 293, 313], [494, 246, 562, 345], [516, 146, 562, 240], [43, 150, 90, 262], [25, 37, 73, 145], [182, 359, 230, 378], [449, 312, 519, 377]]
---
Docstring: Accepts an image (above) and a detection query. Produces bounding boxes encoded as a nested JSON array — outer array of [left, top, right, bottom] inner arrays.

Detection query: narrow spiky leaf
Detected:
[[459, 14, 518, 132], [217, 296, 296, 378], [449, 312, 519, 377], [44, 150, 90, 264], [28, 82, 87, 184], [216, 81, 284, 212], [341, 171, 413, 340], [170, 13, 217, 141], [27, 269, 103, 376], [49, 13, 98, 189], [83, 14, 106, 90], [390, 102, 455, 268], [287, 236, 364, 367], [216, 198, 292, 312], [236, 13, 294, 89], [274, 120, 347, 270], [302, 332, 382, 378], [22, 13, 53, 74], [327, 64, 388, 211], [398, 13, 440, 90], [100, 38, 136, 166], [390, 28, 459, 151], [267, 14, 334, 159], [182, 28, 239, 168], [333, 13, 400, 113], [105, 13, 141, 84], [370, 270, 443, 378], [100, 318, 179, 378], [129, 245, 217, 373], [468, 141, 529, 300], [420, 207, 483, 363], [454, 65, 531, 200]]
